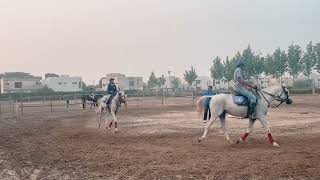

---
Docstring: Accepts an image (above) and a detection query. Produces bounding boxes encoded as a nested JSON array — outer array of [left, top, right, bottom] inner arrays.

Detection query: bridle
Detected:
[[257, 86, 290, 108]]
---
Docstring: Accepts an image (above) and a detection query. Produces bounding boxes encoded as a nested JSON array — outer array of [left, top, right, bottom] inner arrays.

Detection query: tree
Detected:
[[287, 43, 302, 82], [241, 46, 256, 79], [264, 54, 277, 77], [315, 43, 320, 73], [210, 56, 224, 89], [42, 85, 54, 93], [171, 77, 181, 92], [147, 72, 158, 89], [157, 74, 166, 90], [272, 48, 288, 82], [45, 73, 59, 79], [302, 41, 316, 79], [223, 56, 235, 89], [184, 66, 198, 85]]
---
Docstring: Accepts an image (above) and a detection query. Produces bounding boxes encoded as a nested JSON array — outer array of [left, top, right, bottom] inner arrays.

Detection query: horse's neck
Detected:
[[261, 86, 282, 102]]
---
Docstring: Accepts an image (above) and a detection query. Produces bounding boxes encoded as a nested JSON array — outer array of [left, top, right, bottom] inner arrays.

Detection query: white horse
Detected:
[[98, 90, 127, 132], [197, 85, 292, 147]]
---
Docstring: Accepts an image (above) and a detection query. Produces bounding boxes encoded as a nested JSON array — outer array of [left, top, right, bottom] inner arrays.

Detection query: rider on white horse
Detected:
[[104, 78, 118, 106], [234, 60, 257, 120]]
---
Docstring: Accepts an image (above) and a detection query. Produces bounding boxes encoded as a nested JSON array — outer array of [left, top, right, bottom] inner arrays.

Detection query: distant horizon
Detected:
[[1, 0, 320, 84]]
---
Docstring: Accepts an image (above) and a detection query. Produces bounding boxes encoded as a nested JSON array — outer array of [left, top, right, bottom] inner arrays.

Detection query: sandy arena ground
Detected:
[[0, 95, 320, 179]]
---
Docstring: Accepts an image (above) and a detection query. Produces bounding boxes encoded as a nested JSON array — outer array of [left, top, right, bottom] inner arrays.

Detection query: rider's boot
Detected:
[[249, 103, 257, 120]]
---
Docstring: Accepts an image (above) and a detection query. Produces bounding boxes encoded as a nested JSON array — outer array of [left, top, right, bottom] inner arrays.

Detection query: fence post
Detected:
[[20, 100, 23, 115], [162, 92, 164, 107], [0, 103, 1, 114], [50, 99, 53, 112], [192, 92, 195, 104], [12, 100, 15, 114]]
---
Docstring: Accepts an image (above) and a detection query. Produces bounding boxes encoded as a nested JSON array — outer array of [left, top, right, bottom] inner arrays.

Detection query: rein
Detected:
[[257, 87, 287, 108]]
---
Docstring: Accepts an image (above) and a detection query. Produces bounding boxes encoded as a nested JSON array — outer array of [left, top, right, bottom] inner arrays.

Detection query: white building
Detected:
[[101, 73, 144, 91], [43, 75, 82, 92], [194, 76, 213, 90], [125, 77, 143, 90], [165, 76, 176, 90], [0, 76, 42, 93]]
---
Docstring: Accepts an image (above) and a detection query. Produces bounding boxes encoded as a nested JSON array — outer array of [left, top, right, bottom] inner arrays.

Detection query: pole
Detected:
[[162, 92, 164, 107], [20, 88, 23, 114], [50, 98, 53, 112], [192, 92, 195, 104]]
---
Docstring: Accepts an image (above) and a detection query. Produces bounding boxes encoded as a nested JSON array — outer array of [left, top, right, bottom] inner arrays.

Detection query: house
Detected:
[[125, 77, 143, 91], [0, 73, 42, 93], [43, 75, 82, 92], [194, 76, 212, 90], [101, 73, 144, 91]]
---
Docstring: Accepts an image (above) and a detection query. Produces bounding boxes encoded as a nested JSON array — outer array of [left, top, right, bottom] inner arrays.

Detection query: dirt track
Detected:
[[0, 95, 320, 179]]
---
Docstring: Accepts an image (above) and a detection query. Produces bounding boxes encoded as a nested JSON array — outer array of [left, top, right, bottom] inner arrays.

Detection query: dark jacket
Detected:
[[107, 83, 118, 95]]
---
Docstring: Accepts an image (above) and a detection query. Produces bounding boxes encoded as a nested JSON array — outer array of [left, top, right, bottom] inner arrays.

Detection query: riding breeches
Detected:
[[235, 86, 257, 106]]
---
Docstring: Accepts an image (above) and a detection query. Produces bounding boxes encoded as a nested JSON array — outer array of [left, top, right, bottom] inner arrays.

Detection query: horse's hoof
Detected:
[[228, 140, 234, 145], [115, 129, 119, 133], [198, 138, 202, 143], [272, 142, 280, 148], [236, 138, 242, 144]]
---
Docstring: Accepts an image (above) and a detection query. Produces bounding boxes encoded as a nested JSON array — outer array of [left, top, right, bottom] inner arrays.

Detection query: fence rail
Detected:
[[0, 92, 198, 118]]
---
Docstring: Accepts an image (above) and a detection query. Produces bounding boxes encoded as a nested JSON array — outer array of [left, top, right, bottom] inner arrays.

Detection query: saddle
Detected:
[[232, 91, 254, 119]]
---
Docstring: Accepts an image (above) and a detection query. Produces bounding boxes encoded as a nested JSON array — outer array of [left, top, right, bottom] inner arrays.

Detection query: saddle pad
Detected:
[[233, 96, 249, 106]]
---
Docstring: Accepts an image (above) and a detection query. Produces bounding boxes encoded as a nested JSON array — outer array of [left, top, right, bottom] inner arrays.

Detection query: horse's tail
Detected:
[[196, 96, 205, 115]]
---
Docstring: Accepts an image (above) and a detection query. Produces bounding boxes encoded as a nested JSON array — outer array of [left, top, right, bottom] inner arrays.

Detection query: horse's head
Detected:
[[118, 90, 128, 107], [280, 86, 293, 105]]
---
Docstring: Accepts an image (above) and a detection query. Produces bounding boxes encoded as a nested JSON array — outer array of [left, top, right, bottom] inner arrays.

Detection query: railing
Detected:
[[0, 92, 198, 117]]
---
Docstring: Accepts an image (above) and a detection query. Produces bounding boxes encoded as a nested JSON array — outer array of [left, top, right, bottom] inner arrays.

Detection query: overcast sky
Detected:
[[1, 0, 320, 83]]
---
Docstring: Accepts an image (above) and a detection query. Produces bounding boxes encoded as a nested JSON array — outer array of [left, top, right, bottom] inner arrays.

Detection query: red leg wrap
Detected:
[[268, 133, 274, 143], [241, 132, 249, 141]]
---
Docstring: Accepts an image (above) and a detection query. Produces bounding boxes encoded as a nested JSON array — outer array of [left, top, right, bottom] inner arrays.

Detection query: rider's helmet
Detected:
[[109, 78, 115, 83], [236, 60, 244, 67]]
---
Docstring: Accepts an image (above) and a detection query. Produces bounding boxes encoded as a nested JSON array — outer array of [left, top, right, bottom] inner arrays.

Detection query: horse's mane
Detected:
[[261, 85, 282, 94]]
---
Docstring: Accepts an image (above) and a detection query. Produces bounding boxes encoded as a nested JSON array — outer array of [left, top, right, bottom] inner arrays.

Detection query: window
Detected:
[[14, 82, 22, 88], [129, 81, 135, 86], [64, 82, 68, 84], [72, 82, 77, 84], [58, 82, 62, 85]]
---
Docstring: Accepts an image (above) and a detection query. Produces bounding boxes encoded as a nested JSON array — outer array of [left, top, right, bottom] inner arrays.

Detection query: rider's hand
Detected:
[[252, 85, 258, 90]]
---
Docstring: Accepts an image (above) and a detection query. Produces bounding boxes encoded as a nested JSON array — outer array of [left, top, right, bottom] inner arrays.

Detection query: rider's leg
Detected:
[[236, 86, 257, 119]]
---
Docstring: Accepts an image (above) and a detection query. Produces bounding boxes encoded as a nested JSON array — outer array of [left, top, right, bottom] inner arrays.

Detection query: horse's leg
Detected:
[[219, 113, 233, 144], [259, 117, 280, 148], [98, 108, 102, 128], [105, 111, 111, 130], [198, 112, 219, 142], [110, 110, 118, 132], [236, 119, 255, 144]]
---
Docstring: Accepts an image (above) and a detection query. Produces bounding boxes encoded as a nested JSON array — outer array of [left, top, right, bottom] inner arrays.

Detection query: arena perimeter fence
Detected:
[[0, 92, 201, 118], [0, 88, 318, 119]]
